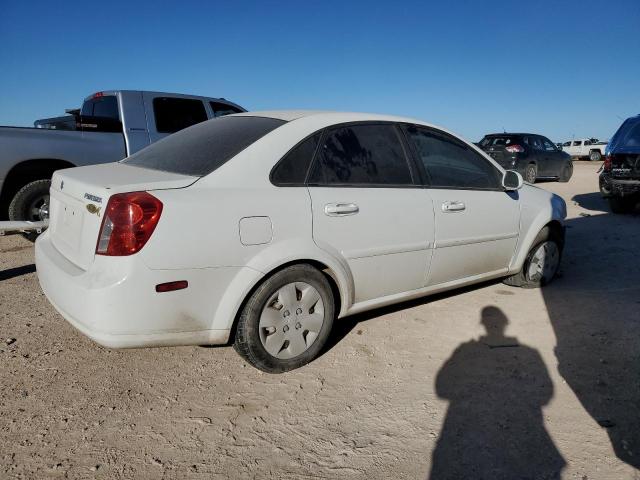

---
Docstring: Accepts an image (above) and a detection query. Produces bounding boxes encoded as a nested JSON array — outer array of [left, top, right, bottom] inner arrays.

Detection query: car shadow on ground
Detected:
[[428, 306, 565, 479], [542, 196, 640, 469], [0, 263, 36, 282]]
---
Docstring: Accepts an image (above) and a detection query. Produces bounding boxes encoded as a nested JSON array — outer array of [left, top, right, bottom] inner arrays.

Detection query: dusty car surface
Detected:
[[35, 111, 567, 372]]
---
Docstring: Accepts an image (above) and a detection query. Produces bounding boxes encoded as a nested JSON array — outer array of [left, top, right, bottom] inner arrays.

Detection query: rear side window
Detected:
[[271, 133, 322, 185], [81, 95, 119, 120], [405, 126, 502, 190], [122, 116, 286, 176], [210, 102, 243, 117], [308, 124, 413, 186], [153, 97, 208, 133], [479, 136, 517, 147]]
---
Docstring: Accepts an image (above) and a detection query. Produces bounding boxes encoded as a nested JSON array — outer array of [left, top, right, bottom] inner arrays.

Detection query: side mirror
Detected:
[[503, 170, 523, 191]]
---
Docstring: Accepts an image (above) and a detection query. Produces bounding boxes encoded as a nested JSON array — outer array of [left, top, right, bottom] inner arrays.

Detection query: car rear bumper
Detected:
[[608, 177, 640, 196], [35, 230, 243, 348]]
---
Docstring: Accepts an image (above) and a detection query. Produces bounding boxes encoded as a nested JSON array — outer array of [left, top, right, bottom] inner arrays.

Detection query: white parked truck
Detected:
[[0, 90, 245, 234], [561, 138, 607, 161]]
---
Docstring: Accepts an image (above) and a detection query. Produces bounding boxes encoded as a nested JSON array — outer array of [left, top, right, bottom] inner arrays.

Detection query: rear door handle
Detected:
[[442, 201, 466, 212], [324, 203, 359, 216]]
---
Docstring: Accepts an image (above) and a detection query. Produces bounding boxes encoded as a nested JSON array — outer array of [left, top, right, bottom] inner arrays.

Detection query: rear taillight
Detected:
[[96, 192, 163, 256], [505, 145, 525, 153], [603, 155, 612, 171]]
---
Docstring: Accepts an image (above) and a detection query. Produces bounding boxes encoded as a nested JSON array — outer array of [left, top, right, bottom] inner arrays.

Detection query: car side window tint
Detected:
[[308, 124, 413, 186], [542, 137, 556, 151], [271, 132, 322, 185], [404, 125, 502, 190], [210, 101, 243, 117], [153, 97, 208, 133]]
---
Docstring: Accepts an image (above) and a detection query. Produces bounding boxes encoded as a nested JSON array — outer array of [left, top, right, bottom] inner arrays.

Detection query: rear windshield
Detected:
[[122, 116, 286, 176], [479, 136, 520, 148], [81, 95, 119, 120], [609, 118, 640, 153]]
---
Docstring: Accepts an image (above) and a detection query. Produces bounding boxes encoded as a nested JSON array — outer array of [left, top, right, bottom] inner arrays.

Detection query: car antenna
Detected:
[[502, 126, 506, 133]]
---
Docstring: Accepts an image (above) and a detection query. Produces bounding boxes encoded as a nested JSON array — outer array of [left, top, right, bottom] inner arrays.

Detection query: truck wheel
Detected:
[[503, 227, 562, 288], [599, 177, 611, 197], [8, 179, 51, 241], [589, 150, 602, 162], [609, 196, 636, 214], [525, 164, 537, 184], [558, 162, 573, 182]]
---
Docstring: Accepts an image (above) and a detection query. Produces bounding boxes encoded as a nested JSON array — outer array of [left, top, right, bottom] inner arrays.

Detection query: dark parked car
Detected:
[[600, 114, 640, 213], [478, 133, 573, 184]]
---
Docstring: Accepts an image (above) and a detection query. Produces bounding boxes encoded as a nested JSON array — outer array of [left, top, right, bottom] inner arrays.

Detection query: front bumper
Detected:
[[35, 231, 238, 348]]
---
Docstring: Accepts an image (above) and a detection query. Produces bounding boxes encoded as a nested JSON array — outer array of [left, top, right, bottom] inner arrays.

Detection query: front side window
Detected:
[[573, 140, 582, 146], [308, 124, 413, 186], [153, 97, 208, 133], [210, 101, 243, 118], [404, 125, 502, 190], [122, 116, 285, 176]]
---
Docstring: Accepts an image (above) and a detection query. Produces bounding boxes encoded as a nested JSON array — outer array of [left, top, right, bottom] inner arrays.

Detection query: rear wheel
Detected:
[[234, 264, 335, 373], [609, 196, 636, 214], [589, 150, 602, 162], [558, 162, 573, 182], [525, 164, 537, 184], [8, 179, 51, 242], [503, 227, 562, 288]]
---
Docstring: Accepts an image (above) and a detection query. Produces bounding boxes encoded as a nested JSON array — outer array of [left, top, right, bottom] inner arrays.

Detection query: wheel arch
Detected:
[[0, 158, 76, 218]]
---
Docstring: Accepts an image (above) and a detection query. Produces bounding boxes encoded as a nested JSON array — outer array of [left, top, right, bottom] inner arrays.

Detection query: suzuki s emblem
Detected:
[[86, 204, 101, 216]]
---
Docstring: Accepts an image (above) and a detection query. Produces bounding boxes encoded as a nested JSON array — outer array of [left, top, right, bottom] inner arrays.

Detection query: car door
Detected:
[[541, 136, 564, 176], [307, 123, 435, 304], [402, 125, 520, 286]]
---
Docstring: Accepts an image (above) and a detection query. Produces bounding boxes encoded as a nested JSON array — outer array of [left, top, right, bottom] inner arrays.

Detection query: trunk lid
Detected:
[[49, 163, 197, 270], [609, 153, 640, 179]]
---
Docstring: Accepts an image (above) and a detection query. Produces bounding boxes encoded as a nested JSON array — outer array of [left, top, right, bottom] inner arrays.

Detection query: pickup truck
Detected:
[[561, 138, 608, 161], [0, 90, 245, 229]]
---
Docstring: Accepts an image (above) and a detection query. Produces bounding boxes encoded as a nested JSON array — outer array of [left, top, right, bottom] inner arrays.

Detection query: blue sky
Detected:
[[1, 0, 638, 142]]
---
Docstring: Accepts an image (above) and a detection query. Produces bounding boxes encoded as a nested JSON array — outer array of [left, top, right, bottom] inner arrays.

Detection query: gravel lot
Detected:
[[1, 162, 639, 479]]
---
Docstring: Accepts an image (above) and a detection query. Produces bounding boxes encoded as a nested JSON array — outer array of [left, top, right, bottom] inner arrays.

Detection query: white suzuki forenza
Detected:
[[36, 111, 566, 372]]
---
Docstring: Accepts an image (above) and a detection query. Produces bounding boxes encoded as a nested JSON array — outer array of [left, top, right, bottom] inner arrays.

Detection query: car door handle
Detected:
[[442, 201, 466, 212], [324, 203, 359, 216]]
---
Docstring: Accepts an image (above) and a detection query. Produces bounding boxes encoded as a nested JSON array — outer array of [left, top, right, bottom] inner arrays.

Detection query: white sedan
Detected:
[[35, 111, 567, 372]]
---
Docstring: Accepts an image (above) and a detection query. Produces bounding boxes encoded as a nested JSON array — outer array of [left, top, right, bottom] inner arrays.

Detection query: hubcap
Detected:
[[527, 241, 560, 284], [259, 282, 325, 359], [28, 195, 50, 221], [526, 167, 536, 183]]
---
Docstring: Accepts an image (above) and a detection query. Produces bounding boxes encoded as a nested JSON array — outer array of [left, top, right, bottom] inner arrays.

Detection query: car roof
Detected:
[[233, 110, 433, 124], [483, 133, 536, 137]]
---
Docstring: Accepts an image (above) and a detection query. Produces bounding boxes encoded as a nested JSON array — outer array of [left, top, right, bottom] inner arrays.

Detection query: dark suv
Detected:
[[600, 114, 640, 213], [478, 133, 573, 184]]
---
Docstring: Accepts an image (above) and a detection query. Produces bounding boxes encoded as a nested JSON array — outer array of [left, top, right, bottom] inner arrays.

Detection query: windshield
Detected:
[[122, 116, 286, 176]]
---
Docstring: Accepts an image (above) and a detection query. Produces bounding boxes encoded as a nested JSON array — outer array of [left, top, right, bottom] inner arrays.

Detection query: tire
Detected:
[[589, 150, 602, 162], [234, 264, 335, 373], [558, 161, 573, 183], [8, 179, 51, 242], [609, 196, 636, 214], [525, 164, 537, 184], [503, 227, 562, 288]]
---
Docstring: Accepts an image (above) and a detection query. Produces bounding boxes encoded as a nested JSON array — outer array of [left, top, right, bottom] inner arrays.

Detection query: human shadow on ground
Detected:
[[428, 306, 565, 480], [542, 195, 640, 468]]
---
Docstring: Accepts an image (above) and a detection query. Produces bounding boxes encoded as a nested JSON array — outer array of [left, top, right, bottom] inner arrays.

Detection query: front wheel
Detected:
[[525, 164, 537, 184], [503, 227, 562, 288], [558, 162, 573, 183], [8, 179, 51, 242], [589, 150, 602, 162], [234, 264, 335, 373]]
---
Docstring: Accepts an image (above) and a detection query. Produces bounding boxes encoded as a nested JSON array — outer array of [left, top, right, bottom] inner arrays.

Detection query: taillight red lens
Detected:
[[603, 155, 612, 171], [96, 192, 163, 256], [505, 144, 525, 153]]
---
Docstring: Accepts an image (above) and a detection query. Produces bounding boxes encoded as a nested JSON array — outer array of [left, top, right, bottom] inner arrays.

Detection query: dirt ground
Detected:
[[1, 162, 639, 479]]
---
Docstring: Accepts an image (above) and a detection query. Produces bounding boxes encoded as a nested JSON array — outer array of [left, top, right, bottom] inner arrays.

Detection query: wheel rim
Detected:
[[526, 241, 560, 284], [259, 282, 325, 359], [590, 152, 600, 161], [27, 194, 50, 221], [526, 166, 536, 183]]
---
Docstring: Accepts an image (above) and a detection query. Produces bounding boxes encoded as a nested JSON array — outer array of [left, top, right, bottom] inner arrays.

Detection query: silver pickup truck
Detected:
[[0, 90, 245, 228]]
